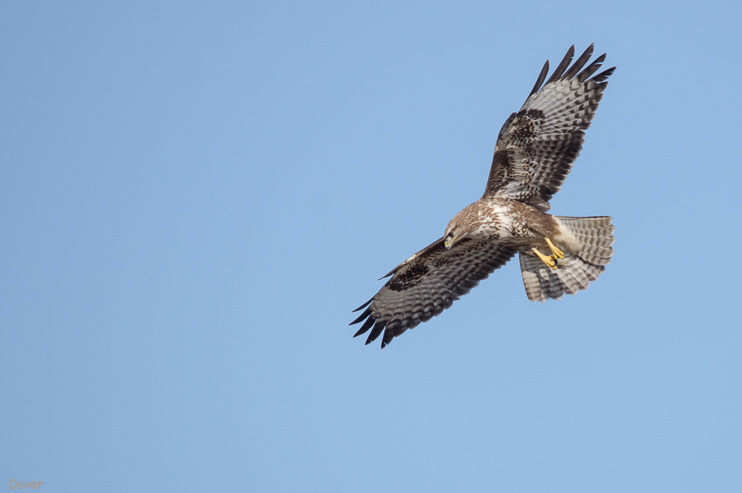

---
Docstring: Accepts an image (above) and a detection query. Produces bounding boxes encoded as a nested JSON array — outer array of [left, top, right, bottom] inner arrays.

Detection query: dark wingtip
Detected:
[[353, 315, 376, 337], [352, 298, 373, 313], [591, 66, 616, 83], [576, 53, 606, 82], [563, 44, 594, 81], [350, 306, 372, 325], [364, 320, 386, 345], [532, 45, 613, 93], [544, 45, 575, 85], [381, 327, 395, 348], [528, 59, 550, 98]]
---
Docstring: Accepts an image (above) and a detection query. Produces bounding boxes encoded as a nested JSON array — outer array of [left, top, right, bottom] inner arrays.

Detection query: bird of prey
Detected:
[[351, 44, 616, 348]]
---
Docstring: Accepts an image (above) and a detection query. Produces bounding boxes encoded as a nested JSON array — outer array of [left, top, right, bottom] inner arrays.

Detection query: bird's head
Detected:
[[444, 227, 462, 250], [444, 217, 470, 250], [444, 203, 483, 250]]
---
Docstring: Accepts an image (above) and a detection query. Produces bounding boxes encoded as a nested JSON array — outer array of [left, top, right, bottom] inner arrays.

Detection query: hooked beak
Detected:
[[444, 236, 455, 250]]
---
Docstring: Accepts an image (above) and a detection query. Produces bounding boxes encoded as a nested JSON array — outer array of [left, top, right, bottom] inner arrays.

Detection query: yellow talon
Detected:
[[532, 247, 557, 270], [545, 238, 565, 260]]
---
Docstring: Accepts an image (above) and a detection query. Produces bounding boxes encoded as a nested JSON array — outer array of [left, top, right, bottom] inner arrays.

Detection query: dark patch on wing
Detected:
[[388, 263, 430, 291]]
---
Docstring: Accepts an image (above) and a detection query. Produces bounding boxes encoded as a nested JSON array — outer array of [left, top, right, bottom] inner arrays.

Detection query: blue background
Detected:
[[2, 1, 741, 491]]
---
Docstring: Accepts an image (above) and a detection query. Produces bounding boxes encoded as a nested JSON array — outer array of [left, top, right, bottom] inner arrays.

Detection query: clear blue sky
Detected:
[[2, 1, 741, 492]]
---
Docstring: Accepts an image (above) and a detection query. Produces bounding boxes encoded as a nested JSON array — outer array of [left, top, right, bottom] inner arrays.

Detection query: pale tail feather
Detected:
[[520, 216, 615, 302]]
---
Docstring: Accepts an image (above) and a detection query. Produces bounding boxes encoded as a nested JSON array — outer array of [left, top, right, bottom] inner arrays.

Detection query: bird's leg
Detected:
[[531, 247, 557, 270], [544, 238, 564, 260]]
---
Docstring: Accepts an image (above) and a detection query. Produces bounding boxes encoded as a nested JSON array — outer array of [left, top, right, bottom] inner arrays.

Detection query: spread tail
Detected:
[[520, 216, 615, 302]]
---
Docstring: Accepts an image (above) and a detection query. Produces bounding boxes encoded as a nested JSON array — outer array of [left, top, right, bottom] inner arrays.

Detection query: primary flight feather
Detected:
[[351, 44, 616, 348]]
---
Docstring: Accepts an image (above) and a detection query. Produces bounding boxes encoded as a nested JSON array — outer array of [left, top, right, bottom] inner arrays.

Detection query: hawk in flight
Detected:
[[351, 45, 616, 348]]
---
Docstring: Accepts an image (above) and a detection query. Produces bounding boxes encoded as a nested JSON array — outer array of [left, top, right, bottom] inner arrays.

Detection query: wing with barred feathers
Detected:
[[484, 44, 615, 211], [350, 238, 516, 348]]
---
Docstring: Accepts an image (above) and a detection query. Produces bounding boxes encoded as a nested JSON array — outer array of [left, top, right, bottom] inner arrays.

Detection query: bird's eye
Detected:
[[447, 232, 455, 239]]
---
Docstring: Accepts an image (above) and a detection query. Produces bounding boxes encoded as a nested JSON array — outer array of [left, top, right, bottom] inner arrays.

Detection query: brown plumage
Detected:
[[351, 44, 616, 348]]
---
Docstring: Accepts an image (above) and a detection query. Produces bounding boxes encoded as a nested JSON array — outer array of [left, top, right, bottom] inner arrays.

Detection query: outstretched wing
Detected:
[[350, 239, 517, 348], [483, 44, 615, 211]]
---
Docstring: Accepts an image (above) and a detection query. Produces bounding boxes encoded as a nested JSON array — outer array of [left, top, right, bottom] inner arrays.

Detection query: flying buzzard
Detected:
[[351, 44, 616, 348]]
